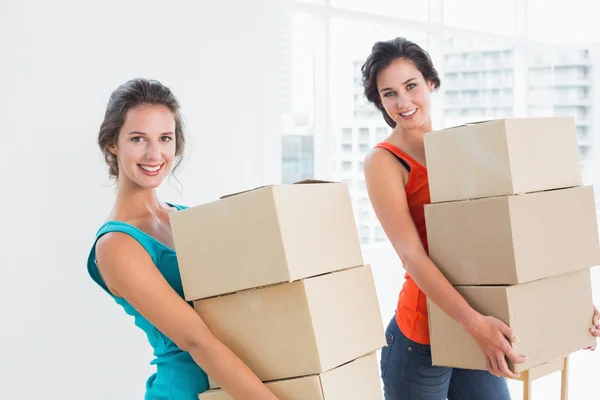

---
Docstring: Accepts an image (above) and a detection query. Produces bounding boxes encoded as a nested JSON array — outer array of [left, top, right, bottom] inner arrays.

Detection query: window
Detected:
[[444, 0, 514, 36], [282, 135, 314, 183], [528, 0, 600, 44], [358, 179, 366, 192], [375, 127, 388, 142], [359, 128, 370, 142], [359, 225, 370, 237], [341, 128, 352, 141], [445, 91, 460, 105], [374, 226, 387, 242], [577, 126, 590, 143], [442, 35, 515, 128], [281, 12, 315, 184], [360, 224, 371, 244], [283, 7, 600, 396], [525, 44, 594, 171], [331, 0, 429, 22]]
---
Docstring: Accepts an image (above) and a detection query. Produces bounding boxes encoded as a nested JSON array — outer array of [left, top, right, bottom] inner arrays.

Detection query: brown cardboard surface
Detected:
[[198, 353, 382, 400], [424, 117, 582, 203], [194, 265, 386, 382], [425, 186, 600, 285], [318, 352, 383, 400], [428, 269, 597, 373], [169, 181, 364, 300], [514, 357, 565, 381], [201, 375, 324, 400]]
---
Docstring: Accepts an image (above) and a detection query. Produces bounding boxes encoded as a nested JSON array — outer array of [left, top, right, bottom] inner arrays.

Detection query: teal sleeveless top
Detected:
[[86, 203, 209, 400]]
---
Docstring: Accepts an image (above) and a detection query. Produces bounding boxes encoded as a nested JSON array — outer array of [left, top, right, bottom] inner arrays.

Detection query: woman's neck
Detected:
[[110, 178, 165, 222], [391, 125, 427, 152]]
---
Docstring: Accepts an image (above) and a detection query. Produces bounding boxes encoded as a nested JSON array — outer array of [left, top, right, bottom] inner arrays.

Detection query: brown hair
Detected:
[[98, 78, 186, 179], [361, 37, 441, 128]]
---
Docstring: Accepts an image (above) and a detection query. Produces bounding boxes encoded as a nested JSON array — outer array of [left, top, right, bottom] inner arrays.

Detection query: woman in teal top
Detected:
[[87, 78, 279, 400]]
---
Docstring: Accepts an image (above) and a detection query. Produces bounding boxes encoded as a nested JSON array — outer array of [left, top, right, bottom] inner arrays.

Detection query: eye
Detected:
[[383, 91, 396, 98], [131, 136, 143, 142], [161, 136, 173, 142], [407, 83, 417, 90]]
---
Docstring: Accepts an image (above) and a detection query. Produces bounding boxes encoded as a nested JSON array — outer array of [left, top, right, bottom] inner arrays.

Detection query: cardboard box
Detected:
[[194, 265, 386, 382], [198, 353, 383, 400], [170, 181, 364, 300], [428, 269, 597, 373], [425, 185, 600, 285], [424, 117, 582, 203]]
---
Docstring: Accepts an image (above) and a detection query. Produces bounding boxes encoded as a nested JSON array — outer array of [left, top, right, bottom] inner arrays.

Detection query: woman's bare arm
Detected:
[[364, 148, 525, 378], [95, 232, 279, 399]]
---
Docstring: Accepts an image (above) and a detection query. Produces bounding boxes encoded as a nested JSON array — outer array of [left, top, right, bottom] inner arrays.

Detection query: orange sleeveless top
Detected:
[[375, 142, 431, 345]]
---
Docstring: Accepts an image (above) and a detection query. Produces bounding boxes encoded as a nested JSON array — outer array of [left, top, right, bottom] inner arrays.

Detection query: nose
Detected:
[[397, 95, 411, 109], [145, 141, 161, 161]]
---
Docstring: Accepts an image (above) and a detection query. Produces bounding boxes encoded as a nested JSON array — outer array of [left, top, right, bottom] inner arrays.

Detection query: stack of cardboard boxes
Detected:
[[169, 181, 386, 399], [423, 116, 600, 373]]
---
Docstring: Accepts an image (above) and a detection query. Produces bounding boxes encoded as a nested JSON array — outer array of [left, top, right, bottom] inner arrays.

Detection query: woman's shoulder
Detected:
[[93, 219, 166, 264], [365, 143, 410, 174], [93, 201, 187, 253]]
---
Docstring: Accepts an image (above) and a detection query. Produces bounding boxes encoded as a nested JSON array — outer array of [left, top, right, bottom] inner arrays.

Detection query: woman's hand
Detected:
[[584, 306, 600, 351], [365, 148, 524, 381], [465, 313, 526, 379]]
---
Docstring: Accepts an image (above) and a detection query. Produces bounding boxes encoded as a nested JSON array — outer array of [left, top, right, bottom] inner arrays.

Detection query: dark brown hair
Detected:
[[361, 37, 441, 128], [98, 78, 186, 179]]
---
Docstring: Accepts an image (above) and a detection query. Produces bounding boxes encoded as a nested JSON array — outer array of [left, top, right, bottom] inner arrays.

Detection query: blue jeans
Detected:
[[381, 316, 511, 400]]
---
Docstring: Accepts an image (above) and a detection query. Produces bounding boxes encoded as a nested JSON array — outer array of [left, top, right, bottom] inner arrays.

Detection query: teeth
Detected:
[[400, 109, 417, 117], [140, 165, 161, 172]]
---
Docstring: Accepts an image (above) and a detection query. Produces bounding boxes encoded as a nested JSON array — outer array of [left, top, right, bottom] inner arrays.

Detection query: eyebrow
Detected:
[[128, 131, 174, 135], [379, 77, 417, 93]]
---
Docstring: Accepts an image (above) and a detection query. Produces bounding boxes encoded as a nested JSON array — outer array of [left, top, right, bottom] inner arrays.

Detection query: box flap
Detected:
[[430, 118, 501, 133], [218, 180, 337, 199], [219, 184, 271, 199], [451, 119, 496, 128], [294, 179, 337, 184]]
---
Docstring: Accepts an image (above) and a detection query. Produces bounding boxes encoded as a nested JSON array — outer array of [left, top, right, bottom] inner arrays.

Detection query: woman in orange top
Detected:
[[362, 37, 600, 400]]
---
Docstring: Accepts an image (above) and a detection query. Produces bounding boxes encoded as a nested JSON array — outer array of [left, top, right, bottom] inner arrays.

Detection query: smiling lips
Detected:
[[399, 108, 418, 119], [138, 164, 163, 176]]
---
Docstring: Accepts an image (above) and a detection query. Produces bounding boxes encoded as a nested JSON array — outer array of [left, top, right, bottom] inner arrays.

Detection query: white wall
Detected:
[[0, 1, 283, 399]]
